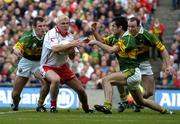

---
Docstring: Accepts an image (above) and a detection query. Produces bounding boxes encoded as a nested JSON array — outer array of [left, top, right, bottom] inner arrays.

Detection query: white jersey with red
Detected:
[[40, 27, 73, 67], [40, 27, 76, 81]]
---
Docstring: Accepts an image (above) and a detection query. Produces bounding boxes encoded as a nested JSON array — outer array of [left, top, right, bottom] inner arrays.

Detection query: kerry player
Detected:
[[11, 17, 47, 111], [91, 18, 140, 112], [89, 16, 173, 114], [117, 17, 174, 113]]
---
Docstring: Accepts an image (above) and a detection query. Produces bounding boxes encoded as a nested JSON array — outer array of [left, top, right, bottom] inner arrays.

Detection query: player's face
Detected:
[[35, 21, 46, 38], [111, 21, 120, 35], [128, 21, 139, 36], [57, 18, 70, 33]]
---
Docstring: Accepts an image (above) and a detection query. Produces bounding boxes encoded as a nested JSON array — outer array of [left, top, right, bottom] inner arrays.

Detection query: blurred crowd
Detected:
[[0, 0, 179, 89]]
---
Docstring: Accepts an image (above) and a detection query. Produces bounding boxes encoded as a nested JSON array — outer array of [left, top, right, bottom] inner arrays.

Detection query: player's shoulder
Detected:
[[105, 34, 114, 39], [45, 28, 57, 39], [122, 31, 134, 39], [19, 30, 32, 41], [47, 28, 56, 34], [141, 28, 152, 36]]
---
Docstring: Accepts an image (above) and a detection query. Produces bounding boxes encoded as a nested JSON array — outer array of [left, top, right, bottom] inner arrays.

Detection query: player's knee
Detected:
[[102, 77, 109, 85], [145, 90, 154, 98]]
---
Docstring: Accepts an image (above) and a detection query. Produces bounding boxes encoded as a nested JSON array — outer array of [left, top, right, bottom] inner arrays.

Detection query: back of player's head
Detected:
[[112, 16, 128, 31], [129, 17, 140, 27], [32, 16, 44, 27]]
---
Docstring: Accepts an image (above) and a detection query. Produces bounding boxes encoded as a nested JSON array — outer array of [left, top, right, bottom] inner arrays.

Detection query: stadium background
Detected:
[[0, 0, 180, 118]]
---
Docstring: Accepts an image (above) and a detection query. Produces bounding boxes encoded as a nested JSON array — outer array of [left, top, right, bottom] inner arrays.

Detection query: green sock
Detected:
[[104, 101, 112, 109], [160, 108, 167, 114], [120, 93, 128, 102], [38, 98, 44, 107]]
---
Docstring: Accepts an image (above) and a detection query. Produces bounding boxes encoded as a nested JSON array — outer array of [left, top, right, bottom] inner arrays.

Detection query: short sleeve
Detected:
[[43, 30, 59, 49]]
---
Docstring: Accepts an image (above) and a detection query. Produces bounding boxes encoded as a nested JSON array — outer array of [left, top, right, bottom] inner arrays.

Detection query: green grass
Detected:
[[0, 108, 179, 124]]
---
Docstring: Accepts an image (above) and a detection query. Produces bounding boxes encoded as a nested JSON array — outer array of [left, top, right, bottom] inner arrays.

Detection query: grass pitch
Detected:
[[0, 108, 179, 124]]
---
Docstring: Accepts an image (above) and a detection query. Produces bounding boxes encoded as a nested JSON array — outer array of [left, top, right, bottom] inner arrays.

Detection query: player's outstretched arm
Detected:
[[88, 40, 119, 53], [52, 40, 81, 52]]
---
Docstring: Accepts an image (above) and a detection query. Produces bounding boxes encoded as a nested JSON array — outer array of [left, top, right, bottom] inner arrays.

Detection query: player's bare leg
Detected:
[[142, 75, 155, 98], [117, 75, 155, 112], [34, 71, 50, 112], [117, 86, 130, 112], [66, 77, 93, 113], [130, 88, 173, 114], [11, 76, 28, 111], [94, 72, 126, 114], [45, 70, 60, 112]]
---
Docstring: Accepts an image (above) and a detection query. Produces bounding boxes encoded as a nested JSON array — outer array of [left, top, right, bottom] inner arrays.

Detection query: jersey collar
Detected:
[[55, 26, 69, 37], [138, 26, 144, 34], [32, 29, 44, 40], [122, 31, 129, 37]]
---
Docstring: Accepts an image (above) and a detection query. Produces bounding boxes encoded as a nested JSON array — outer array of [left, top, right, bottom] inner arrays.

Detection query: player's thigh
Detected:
[[45, 70, 61, 83], [142, 75, 155, 91], [34, 69, 48, 85], [103, 72, 126, 86]]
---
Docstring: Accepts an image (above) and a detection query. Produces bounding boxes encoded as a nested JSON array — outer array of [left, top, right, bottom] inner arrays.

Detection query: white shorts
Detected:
[[139, 61, 153, 76], [127, 68, 142, 90], [16, 57, 40, 78]]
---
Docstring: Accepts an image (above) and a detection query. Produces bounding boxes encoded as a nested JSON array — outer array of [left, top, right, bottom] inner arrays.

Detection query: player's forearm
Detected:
[[92, 31, 104, 42], [161, 49, 170, 67], [95, 41, 116, 53], [52, 44, 74, 52]]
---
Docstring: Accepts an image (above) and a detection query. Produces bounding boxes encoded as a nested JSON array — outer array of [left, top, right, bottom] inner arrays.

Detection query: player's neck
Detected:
[[55, 27, 68, 37], [119, 31, 125, 38]]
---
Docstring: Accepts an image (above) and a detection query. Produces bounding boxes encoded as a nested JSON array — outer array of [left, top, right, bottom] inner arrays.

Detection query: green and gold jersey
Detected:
[[135, 27, 165, 62], [14, 30, 44, 61], [115, 33, 139, 71], [104, 33, 139, 71], [104, 34, 120, 46]]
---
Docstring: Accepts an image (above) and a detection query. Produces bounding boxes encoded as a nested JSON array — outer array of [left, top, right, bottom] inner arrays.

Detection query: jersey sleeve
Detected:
[[13, 41, 24, 51], [116, 39, 126, 52], [104, 35, 112, 45], [104, 36, 108, 45], [116, 35, 136, 52], [146, 32, 165, 52], [43, 29, 59, 49], [13, 32, 30, 51]]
